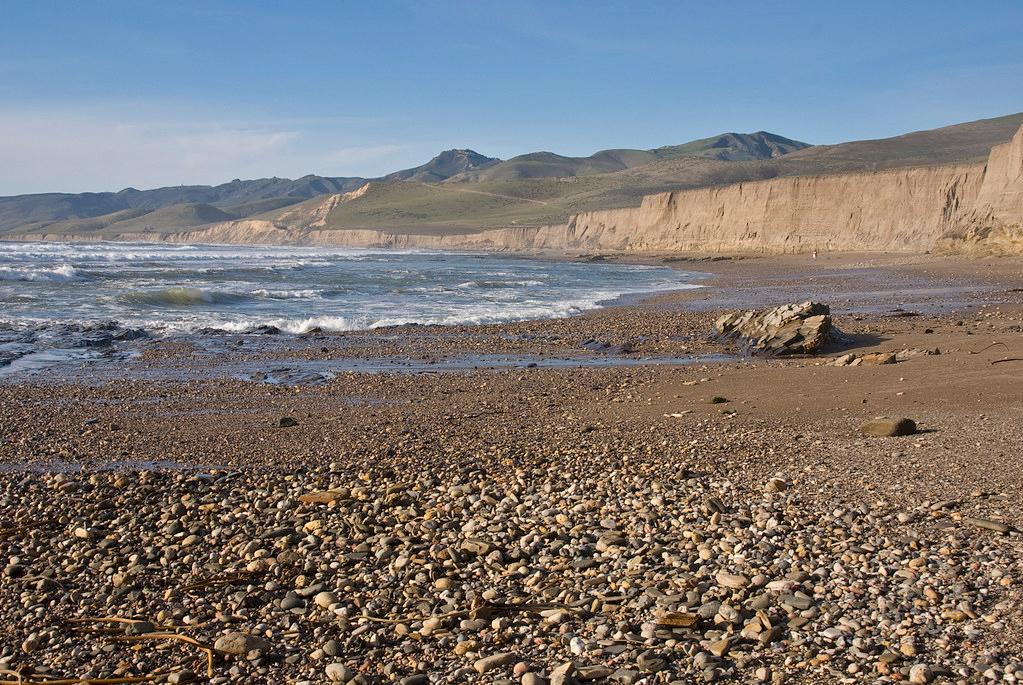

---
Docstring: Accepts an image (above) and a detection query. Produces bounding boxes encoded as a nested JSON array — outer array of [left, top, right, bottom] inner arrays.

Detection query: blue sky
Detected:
[[1, 0, 1021, 194]]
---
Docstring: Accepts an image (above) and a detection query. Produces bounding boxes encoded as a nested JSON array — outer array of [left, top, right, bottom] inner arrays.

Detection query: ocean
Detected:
[[0, 241, 704, 374]]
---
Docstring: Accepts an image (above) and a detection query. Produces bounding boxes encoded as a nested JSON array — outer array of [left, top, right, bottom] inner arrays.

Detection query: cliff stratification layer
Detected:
[[17, 125, 1023, 255]]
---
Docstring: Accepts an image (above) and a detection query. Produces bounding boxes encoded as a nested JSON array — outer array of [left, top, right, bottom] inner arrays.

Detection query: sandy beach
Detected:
[[1, 253, 1022, 684]]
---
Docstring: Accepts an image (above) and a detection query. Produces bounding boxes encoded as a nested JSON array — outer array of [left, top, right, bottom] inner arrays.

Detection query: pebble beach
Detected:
[[2, 253, 1022, 685]]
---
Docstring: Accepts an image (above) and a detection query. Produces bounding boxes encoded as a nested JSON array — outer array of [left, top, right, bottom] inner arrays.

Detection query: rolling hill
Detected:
[[0, 131, 804, 236], [0, 150, 500, 233], [2, 112, 1021, 240], [451, 131, 808, 182]]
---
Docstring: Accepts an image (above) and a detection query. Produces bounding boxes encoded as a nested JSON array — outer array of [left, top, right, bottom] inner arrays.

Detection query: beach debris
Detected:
[[963, 517, 1011, 534], [714, 301, 836, 355], [860, 417, 918, 437], [114, 633, 216, 677], [831, 348, 939, 366]]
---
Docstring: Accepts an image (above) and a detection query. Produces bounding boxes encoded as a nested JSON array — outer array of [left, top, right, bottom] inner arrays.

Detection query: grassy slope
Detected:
[[6, 112, 1021, 238], [14, 203, 238, 238], [312, 112, 1023, 232], [455, 132, 809, 183]]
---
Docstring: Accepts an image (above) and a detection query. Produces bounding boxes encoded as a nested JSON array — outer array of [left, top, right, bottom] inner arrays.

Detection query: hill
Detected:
[[2, 112, 1021, 240], [383, 149, 499, 182], [0, 149, 498, 233], [451, 131, 808, 182], [274, 112, 1023, 233], [0, 131, 808, 236]]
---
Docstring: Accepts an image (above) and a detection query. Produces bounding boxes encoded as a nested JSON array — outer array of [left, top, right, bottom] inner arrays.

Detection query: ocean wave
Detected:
[[215, 316, 359, 334], [0, 264, 83, 282], [122, 287, 253, 307], [251, 288, 324, 300], [453, 279, 545, 289]]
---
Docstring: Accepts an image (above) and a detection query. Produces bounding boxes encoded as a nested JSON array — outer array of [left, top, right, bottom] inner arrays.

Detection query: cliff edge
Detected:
[[15, 125, 1023, 256]]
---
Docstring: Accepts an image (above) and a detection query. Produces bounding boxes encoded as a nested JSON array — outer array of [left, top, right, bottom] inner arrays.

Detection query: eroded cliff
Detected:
[[18, 125, 1023, 255]]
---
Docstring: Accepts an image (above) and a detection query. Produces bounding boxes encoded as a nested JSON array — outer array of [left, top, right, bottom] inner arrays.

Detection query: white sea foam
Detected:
[[251, 288, 324, 300], [0, 239, 706, 340], [0, 264, 82, 282]]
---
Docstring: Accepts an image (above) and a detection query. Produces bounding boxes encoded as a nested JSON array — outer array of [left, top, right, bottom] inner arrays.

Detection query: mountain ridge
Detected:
[[0, 130, 806, 233], [2, 113, 1022, 240]]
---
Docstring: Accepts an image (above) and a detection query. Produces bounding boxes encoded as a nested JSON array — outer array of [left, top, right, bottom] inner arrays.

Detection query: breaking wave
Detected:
[[1, 240, 705, 344], [122, 287, 253, 307], [250, 288, 323, 300], [0, 264, 83, 282]]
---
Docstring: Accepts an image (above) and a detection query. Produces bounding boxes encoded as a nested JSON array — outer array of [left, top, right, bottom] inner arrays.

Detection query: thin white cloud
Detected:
[[0, 105, 414, 195]]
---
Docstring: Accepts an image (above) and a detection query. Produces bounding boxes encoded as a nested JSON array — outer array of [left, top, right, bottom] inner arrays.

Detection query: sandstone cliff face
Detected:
[[932, 126, 1023, 255], [542, 164, 987, 253], [20, 126, 1023, 255]]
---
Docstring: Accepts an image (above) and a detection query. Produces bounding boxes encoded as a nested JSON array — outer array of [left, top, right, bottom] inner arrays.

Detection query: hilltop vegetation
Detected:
[[2, 112, 1021, 238]]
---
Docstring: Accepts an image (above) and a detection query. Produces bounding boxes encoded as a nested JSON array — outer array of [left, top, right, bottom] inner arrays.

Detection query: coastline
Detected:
[[2, 252, 1022, 683]]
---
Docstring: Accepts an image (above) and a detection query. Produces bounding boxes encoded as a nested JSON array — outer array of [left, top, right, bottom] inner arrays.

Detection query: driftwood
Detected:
[[61, 619, 215, 679], [68, 617, 187, 636], [112, 633, 214, 678], [362, 598, 584, 624], [0, 671, 160, 685], [968, 341, 1008, 355], [179, 570, 260, 593]]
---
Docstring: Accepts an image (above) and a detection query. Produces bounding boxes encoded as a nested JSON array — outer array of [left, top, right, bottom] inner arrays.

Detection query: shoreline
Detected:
[[1, 253, 1022, 684]]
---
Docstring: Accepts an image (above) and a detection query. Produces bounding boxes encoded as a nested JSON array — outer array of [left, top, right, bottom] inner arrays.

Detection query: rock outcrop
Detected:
[[714, 302, 836, 356]]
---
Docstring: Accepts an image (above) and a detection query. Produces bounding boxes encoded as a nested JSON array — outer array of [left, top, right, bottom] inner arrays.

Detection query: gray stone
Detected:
[[550, 662, 578, 685], [325, 663, 355, 682], [124, 620, 156, 636], [213, 632, 268, 655], [714, 301, 836, 356]]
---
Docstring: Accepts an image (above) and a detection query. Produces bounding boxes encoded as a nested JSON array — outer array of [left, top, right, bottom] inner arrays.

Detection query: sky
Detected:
[[1, 0, 1021, 195]]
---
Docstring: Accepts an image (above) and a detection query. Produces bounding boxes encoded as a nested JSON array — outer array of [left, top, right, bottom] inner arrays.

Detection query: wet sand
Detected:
[[1, 253, 1022, 684]]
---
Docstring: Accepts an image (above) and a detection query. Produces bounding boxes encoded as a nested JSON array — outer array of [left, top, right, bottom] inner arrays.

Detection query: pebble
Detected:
[[313, 591, 338, 608], [715, 571, 749, 589], [325, 663, 355, 682], [213, 632, 269, 655], [0, 403, 1017, 685], [909, 663, 934, 683], [475, 653, 518, 674]]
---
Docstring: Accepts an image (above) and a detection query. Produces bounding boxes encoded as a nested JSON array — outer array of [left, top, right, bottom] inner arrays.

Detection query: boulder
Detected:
[[714, 301, 836, 355], [860, 417, 917, 437]]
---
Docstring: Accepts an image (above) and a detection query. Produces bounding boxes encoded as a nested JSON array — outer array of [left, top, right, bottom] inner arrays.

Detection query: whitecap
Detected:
[[0, 264, 84, 282]]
